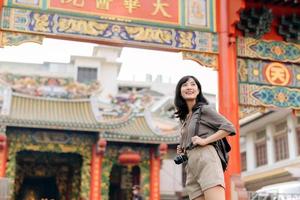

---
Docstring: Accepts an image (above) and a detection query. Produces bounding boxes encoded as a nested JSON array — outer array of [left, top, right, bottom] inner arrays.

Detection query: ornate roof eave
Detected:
[[0, 116, 100, 132], [0, 115, 180, 144], [0, 111, 137, 131], [99, 111, 180, 144], [100, 131, 179, 144]]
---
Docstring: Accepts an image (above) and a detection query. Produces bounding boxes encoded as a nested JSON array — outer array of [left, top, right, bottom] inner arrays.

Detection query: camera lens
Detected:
[[174, 154, 188, 165]]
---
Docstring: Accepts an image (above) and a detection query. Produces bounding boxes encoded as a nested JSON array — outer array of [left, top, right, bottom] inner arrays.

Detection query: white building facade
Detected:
[[240, 109, 300, 191]]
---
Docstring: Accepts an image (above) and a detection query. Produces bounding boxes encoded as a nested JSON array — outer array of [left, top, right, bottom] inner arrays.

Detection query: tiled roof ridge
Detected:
[[12, 92, 91, 102]]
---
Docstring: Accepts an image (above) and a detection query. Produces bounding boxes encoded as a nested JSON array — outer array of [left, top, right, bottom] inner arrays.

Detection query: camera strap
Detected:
[[185, 106, 203, 151], [194, 106, 203, 136]]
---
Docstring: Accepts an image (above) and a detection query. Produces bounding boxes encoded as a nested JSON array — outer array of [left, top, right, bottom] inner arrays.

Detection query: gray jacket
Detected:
[[179, 104, 236, 150]]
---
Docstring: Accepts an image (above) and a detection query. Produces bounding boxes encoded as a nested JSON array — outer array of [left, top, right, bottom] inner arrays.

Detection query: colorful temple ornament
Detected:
[[237, 7, 273, 39], [158, 143, 168, 157], [96, 138, 107, 155], [0, 73, 102, 99], [118, 148, 141, 171], [278, 13, 300, 44]]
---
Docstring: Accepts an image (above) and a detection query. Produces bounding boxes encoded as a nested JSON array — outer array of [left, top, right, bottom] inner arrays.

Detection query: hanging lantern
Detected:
[[118, 150, 141, 170], [158, 143, 168, 157], [96, 138, 107, 155], [0, 135, 6, 151]]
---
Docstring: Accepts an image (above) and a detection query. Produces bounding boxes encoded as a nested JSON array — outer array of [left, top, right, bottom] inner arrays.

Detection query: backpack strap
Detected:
[[194, 106, 203, 136]]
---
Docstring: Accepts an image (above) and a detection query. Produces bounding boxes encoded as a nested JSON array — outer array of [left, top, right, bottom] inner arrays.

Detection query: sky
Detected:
[[0, 38, 218, 94]]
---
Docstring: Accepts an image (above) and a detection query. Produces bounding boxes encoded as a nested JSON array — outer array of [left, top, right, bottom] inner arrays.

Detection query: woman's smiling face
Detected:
[[180, 77, 199, 101]]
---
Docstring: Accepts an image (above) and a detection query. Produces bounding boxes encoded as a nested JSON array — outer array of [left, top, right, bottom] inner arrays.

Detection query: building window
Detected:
[[297, 127, 300, 155], [241, 152, 247, 171], [274, 122, 289, 161], [255, 141, 267, 166], [297, 116, 300, 125], [255, 130, 267, 167], [274, 134, 289, 161], [296, 117, 300, 155], [77, 67, 97, 84]]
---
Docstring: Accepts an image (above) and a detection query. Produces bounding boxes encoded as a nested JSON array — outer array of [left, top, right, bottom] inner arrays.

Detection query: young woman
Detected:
[[174, 75, 236, 200]]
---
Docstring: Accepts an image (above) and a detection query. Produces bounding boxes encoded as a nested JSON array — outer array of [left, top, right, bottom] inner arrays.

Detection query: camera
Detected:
[[174, 154, 188, 165]]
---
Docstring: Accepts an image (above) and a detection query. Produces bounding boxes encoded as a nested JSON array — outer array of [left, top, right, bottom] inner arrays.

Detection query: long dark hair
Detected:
[[174, 75, 208, 122]]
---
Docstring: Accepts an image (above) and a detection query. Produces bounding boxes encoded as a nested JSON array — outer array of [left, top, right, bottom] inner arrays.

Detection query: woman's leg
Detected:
[[203, 185, 225, 200], [192, 195, 205, 200]]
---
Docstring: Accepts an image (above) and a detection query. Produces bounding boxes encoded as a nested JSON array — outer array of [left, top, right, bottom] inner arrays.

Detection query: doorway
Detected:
[[109, 164, 141, 200], [17, 177, 58, 200], [15, 151, 82, 200]]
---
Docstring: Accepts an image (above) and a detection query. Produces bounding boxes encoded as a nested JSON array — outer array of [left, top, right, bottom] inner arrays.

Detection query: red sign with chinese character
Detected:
[[49, 0, 180, 25], [264, 62, 292, 86]]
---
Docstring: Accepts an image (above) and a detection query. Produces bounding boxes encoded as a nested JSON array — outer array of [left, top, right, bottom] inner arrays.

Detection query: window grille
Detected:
[[274, 121, 289, 161], [241, 152, 247, 171], [296, 127, 300, 155], [77, 67, 97, 84], [274, 133, 289, 161], [255, 141, 268, 167]]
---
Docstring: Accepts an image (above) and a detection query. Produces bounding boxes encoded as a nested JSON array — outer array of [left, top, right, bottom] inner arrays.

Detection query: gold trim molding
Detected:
[[182, 51, 218, 70], [0, 31, 44, 47]]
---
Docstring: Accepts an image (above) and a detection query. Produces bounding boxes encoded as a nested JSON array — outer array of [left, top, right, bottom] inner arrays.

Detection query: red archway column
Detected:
[[0, 0, 3, 46], [90, 145, 103, 200], [0, 0, 3, 12], [0, 134, 7, 177], [150, 148, 160, 200], [217, 0, 243, 199]]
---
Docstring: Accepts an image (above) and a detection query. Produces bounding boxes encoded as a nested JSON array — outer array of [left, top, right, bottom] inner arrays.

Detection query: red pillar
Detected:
[[0, 0, 4, 48], [0, 0, 3, 32], [216, 0, 243, 199], [0, 135, 7, 177], [0, 0, 3, 11], [150, 148, 160, 200], [0, 0, 3, 18], [90, 145, 103, 200]]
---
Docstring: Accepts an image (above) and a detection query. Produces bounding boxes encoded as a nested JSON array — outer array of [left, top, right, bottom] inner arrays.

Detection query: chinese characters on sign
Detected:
[[265, 62, 291, 86], [237, 57, 300, 110], [96, 0, 113, 10], [123, 0, 141, 13], [152, 0, 171, 18], [50, 0, 179, 25], [60, 0, 84, 7], [10, 0, 214, 30]]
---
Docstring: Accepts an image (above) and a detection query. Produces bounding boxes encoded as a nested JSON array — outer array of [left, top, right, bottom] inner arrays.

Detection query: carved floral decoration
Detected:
[[0, 73, 101, 99], [107, 92, 153, 115]]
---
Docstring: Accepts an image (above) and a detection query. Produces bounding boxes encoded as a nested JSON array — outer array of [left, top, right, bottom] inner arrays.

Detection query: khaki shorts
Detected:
[[185, 145, 225, 200]]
